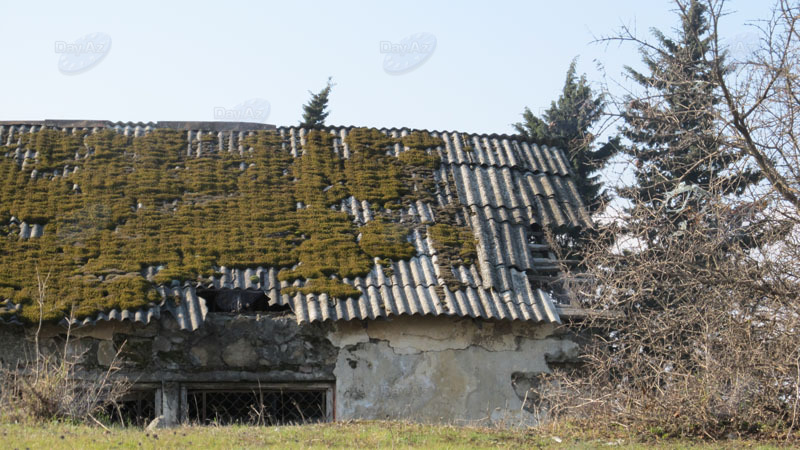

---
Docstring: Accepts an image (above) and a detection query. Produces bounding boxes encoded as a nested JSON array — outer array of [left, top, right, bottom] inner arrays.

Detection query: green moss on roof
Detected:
[[282, 278, 362, 299], [0, 127, 469, 322], [397, 149, 441, 170], [344, 128, 397, 153], [428, 223, 477, 266], [293, 131, 348, 206], [358, 219, 416, 261], [278, 205, 372, 282], [400, 131, 445, 151], [344, 147, 406, 207]]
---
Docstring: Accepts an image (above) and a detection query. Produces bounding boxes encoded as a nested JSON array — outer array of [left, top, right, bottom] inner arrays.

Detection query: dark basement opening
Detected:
[[105, 389, 157, 427], [186, 387, 329, 425]]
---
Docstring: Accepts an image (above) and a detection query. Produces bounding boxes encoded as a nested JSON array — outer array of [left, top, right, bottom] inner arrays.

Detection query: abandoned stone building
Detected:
[[0, 120, 588, 426]]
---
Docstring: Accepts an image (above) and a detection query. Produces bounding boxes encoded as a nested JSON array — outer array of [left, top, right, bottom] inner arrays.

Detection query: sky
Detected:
[[0, 0, 772, 135]]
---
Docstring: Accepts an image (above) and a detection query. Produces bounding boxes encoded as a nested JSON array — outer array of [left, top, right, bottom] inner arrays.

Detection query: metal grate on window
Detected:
[[105, 390, 157, 427], [187, 388, 327, 425]]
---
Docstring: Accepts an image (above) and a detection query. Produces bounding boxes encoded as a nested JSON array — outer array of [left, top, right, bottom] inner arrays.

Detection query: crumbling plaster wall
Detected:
[[0, 312, 579, 426], [328, 316, 578, 425]]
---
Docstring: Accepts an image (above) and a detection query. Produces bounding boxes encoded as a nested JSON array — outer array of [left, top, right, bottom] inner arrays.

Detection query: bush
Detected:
[[532, 198, 800, 439]]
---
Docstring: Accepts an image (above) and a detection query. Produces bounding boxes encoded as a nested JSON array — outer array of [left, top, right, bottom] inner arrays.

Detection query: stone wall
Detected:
[[0, 312, 578, 426]]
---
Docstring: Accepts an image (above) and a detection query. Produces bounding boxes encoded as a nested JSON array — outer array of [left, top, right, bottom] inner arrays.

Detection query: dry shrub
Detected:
[[534, 195, 800, 438], [526, 0, 800, 439], [0, 270, 131, 424], [0, 347, 131, 424]]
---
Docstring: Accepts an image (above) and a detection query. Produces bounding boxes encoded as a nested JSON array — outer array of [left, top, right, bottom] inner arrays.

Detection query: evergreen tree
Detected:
[[300, 77, 334, 128], [620, 0, 759, 210], [515, 59, 618, 213]]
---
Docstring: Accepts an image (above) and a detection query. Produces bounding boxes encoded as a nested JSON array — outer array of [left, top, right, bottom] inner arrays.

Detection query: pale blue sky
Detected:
[[0, 1, 770, 134]]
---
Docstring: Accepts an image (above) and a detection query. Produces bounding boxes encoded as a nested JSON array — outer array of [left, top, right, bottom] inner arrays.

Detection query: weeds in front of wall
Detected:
[[0, 267, 131, 425]]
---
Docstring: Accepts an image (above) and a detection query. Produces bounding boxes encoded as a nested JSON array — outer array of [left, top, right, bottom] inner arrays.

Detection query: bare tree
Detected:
[[711, 0, 800, 212], [535, 0, 800, 439]]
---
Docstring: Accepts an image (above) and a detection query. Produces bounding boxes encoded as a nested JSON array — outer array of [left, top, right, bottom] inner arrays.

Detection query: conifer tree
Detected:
[[515, 59, 618, 213], [619, 0, 759, 209], [300, 77, 334, 128]]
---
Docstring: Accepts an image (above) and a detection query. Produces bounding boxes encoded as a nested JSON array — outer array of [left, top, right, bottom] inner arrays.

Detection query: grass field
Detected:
[[0, 420, 788, 449]]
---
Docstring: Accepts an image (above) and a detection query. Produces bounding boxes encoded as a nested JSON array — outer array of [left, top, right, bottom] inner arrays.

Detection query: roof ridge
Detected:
[[0, 120, 547, 145]]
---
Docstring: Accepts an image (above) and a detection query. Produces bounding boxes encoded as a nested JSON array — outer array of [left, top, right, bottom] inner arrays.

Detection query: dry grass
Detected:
[[0, 270, 131, 425]]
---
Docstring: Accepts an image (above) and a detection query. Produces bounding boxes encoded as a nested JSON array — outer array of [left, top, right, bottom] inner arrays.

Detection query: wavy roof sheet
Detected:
[[0, 122, 589, 329]]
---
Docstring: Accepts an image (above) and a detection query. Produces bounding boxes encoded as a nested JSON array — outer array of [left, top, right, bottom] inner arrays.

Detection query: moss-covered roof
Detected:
[[0, 122, 589, 327]]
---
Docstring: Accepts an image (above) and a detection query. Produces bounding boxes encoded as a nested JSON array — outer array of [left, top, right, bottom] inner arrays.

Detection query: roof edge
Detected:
[[0, 120, 276, 131]]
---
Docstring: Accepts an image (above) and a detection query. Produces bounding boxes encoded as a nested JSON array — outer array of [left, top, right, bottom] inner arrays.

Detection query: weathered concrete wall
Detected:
[[328, 316, 578, 425], [14, 313, 337, 384], [0, 313, 339, 425], [0, 313, 578, 426]]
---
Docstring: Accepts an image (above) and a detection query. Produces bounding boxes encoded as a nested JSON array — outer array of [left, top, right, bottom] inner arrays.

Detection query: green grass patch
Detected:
[[0, 420, 788, 449]]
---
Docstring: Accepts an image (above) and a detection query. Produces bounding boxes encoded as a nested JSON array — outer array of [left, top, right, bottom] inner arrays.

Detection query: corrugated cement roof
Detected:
[[1, 123, 588, 329]]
